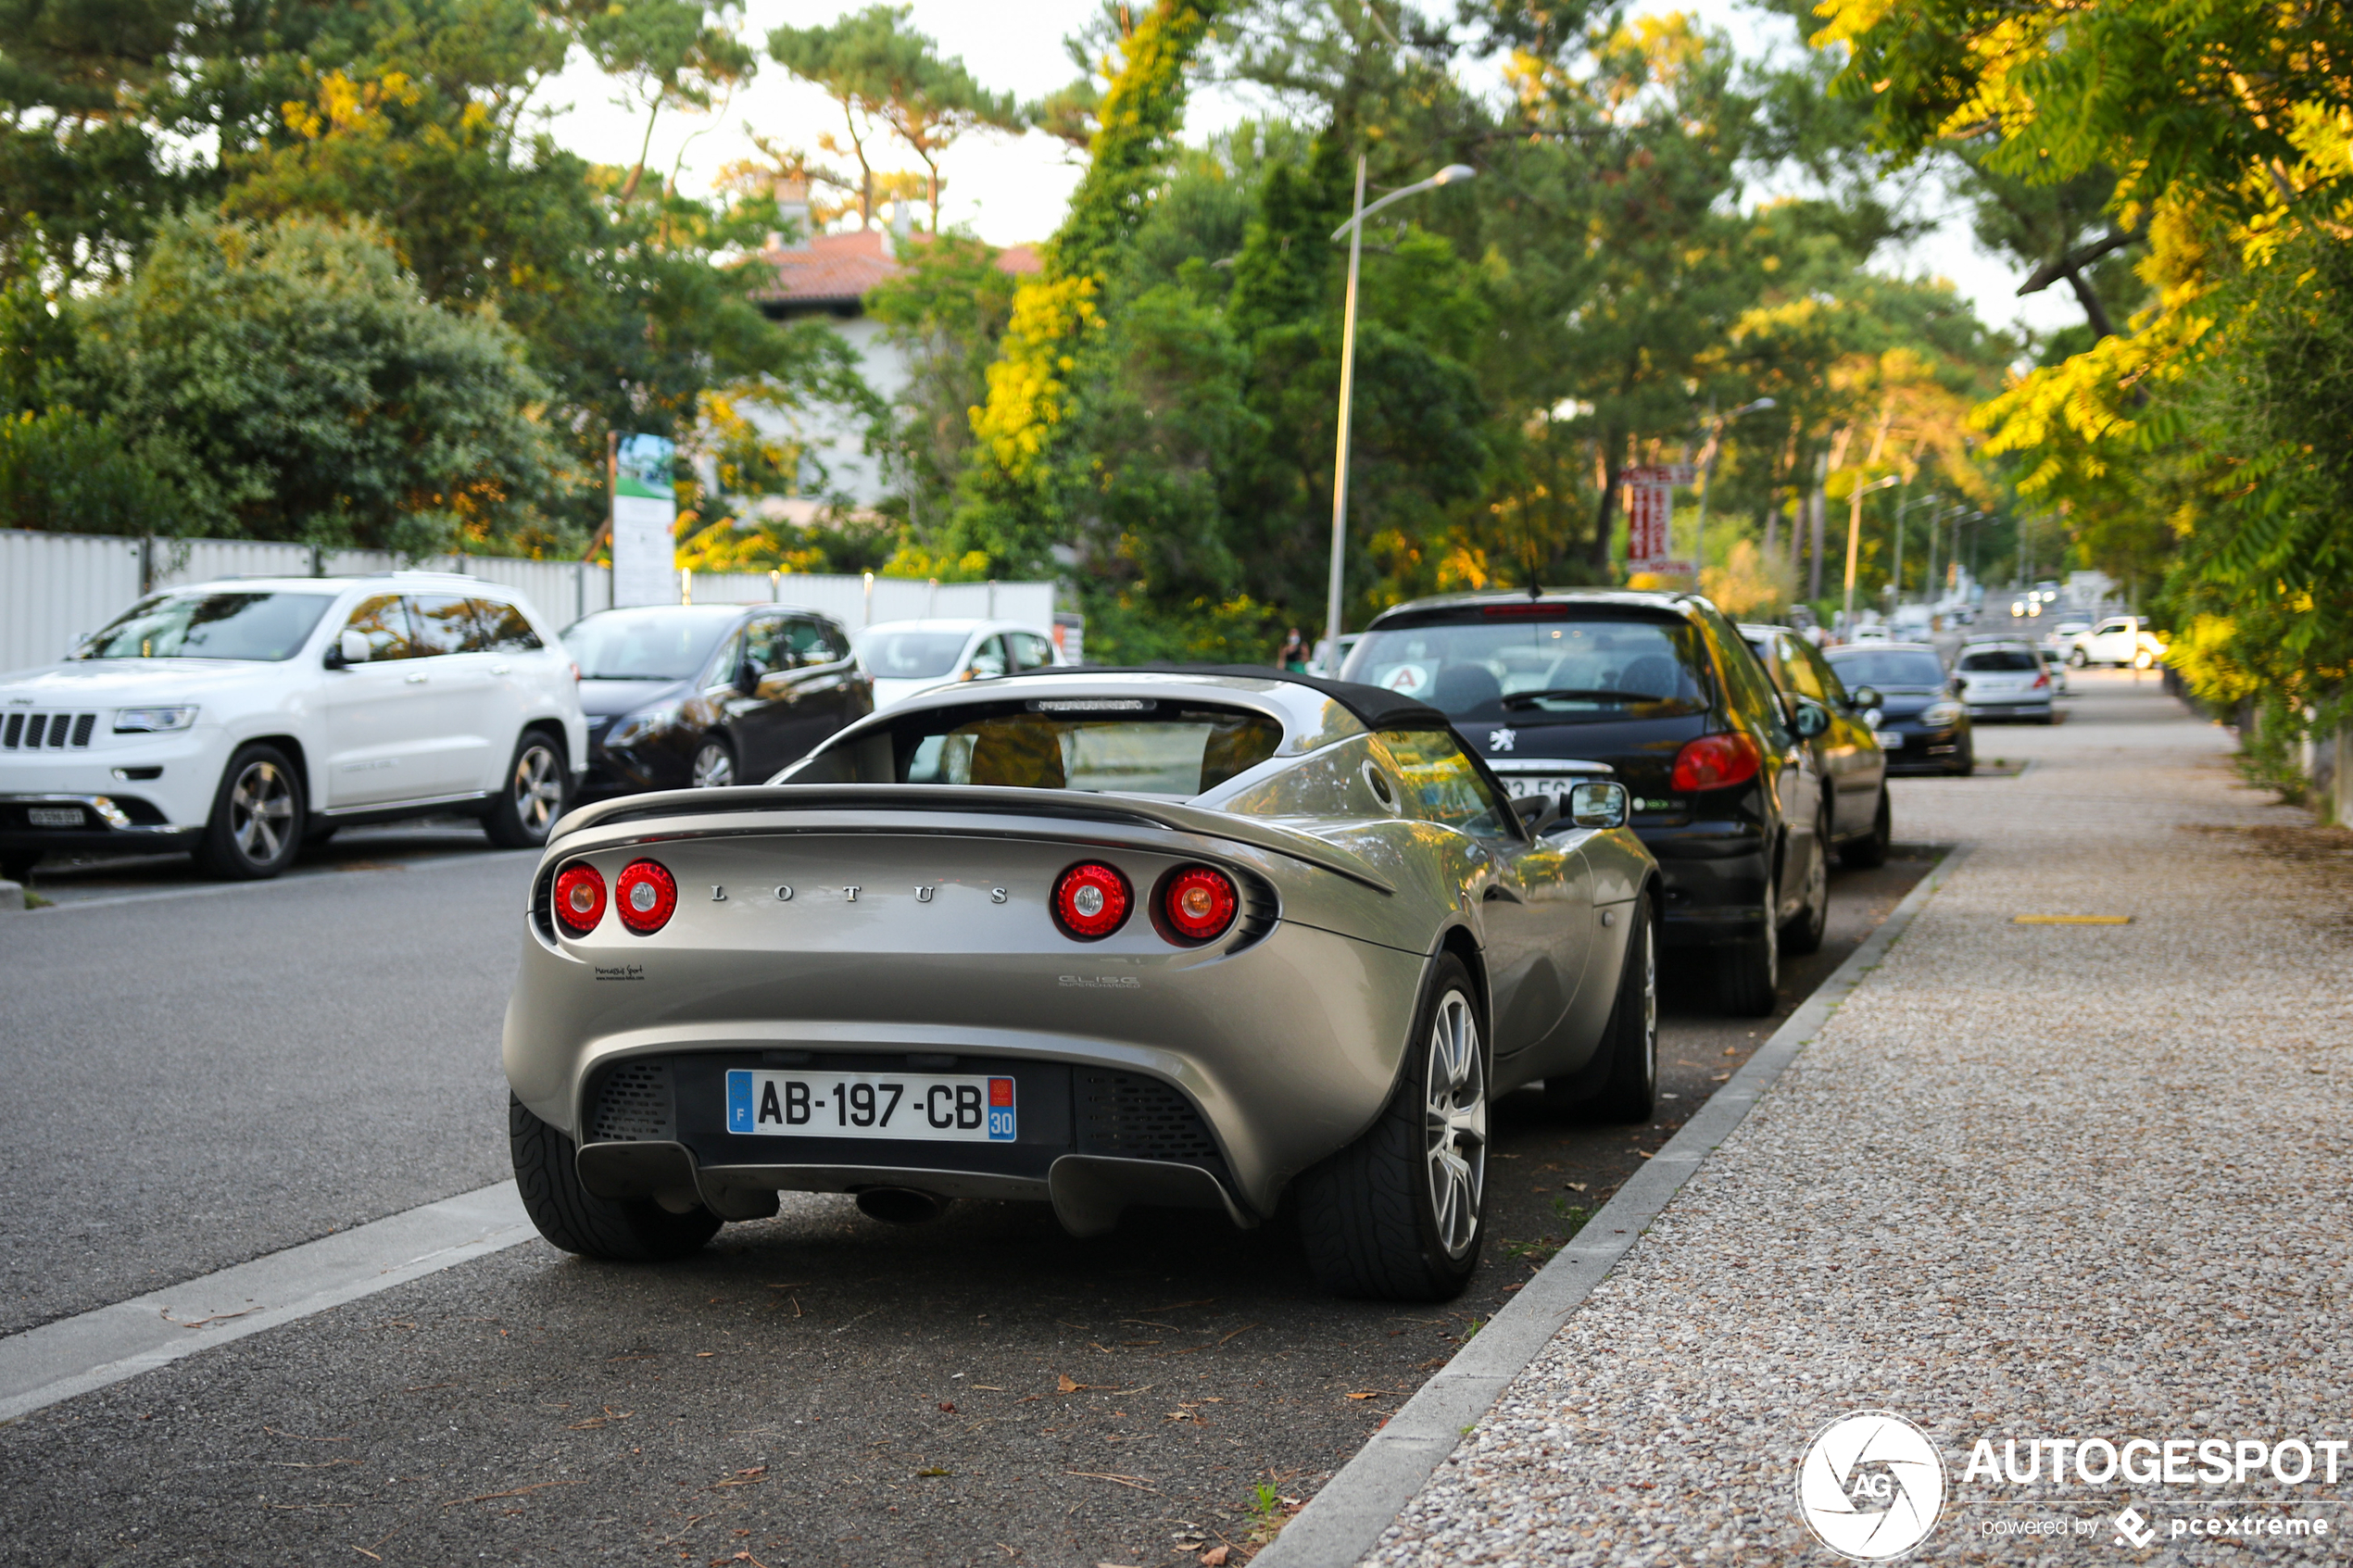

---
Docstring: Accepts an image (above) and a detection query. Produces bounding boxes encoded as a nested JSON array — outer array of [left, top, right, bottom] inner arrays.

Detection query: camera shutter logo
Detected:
[[1795, 1411, 1946, 1560]]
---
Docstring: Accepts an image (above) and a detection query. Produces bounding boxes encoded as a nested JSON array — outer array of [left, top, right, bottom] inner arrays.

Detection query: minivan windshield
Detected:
[[562, 606, 739, 681], [859, 629, 971, 680], [1342, 616, 1707, 721], [1825, 648, 1947, 689], [879, 700, 1283, 797], [81, 591, 334, 661]]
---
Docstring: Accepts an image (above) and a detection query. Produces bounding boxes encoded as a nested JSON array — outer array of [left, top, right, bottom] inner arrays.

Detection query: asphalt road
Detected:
[[0, 804, 1945, 1566]]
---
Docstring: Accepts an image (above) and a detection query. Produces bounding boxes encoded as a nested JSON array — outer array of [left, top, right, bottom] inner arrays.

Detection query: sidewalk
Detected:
[[1367, 672, 2353, 1562]]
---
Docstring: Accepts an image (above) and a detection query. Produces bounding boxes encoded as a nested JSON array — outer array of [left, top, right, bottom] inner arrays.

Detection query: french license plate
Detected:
[[1873, 732, 1903, 750], [1499, 775, 1581, 799], [26, 807, 82, 827], [724, 1069, 1015, 1142]]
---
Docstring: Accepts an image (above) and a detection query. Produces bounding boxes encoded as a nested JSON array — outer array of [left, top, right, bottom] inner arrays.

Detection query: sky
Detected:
[[538, 0, 2082, 342]]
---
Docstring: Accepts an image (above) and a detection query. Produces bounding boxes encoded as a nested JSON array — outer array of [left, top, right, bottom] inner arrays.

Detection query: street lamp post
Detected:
[[1843, 472, 1899, 633], [1691, 396, 1774, 591], [1892, 491, 1942, 607], [1323, 157, 1477, 673]]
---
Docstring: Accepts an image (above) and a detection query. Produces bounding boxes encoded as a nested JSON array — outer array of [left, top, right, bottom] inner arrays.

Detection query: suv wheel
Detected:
[[1781, 806, 1831, 956], [691, 736, 736, 788], [1297, 955, 1488, 1300], [484, 731, 567, 848], [1719, 873, 1780, 1017], [194, 744, 304, 880]]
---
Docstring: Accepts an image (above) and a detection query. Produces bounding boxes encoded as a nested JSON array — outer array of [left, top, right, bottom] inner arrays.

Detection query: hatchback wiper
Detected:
[[1501, 687, 1666, 709]]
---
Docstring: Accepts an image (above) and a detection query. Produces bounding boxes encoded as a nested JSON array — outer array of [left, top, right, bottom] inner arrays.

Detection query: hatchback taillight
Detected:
[[554, 863, 605, 936], [1051, 861, 1131, 940], [2032, 671, 2050, 689], [1670, 732, 1762, 792], [1158, 865, 1239, 944], [614, 859, 678, 935]]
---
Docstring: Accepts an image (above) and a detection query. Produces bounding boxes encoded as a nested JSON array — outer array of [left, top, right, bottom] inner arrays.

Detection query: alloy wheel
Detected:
[[1636, 916, 1657, 1091], [229, 759, 296, 865], [692, 743, 735, 789], [511, 744, 563, 835], [1422, 989, 1488, 1259]]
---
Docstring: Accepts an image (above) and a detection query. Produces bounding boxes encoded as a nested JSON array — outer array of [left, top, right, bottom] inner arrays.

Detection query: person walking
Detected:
[[1277, 627, 1311, 673]]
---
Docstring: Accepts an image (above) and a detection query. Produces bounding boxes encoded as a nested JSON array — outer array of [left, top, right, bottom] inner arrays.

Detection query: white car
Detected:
[[2068, 614, 2166, 669], [852, 618, 1063, 711], [0, 572, 586, 882], [1954, 639, 2057, 722]]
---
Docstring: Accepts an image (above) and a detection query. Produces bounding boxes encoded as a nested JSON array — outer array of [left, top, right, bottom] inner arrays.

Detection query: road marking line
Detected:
[[0, 1182, 536, 1424], [2013, 913, 2133, 924]]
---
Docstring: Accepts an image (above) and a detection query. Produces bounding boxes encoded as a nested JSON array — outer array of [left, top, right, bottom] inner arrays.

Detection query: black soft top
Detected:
[[1021, 663, 1451, 731]]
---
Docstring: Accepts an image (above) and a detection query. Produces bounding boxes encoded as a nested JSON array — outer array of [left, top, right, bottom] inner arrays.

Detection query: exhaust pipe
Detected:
[[855, 1186, 950, 1225]]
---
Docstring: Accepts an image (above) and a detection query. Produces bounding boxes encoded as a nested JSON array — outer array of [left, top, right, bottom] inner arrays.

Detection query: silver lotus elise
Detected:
[[502, 668, 1660, 1299]]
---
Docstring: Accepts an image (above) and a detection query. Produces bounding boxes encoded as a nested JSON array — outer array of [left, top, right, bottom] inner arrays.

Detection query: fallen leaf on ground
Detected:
[[937, 1401, 956, 1412], [1201, 1548, 1231, 1566]]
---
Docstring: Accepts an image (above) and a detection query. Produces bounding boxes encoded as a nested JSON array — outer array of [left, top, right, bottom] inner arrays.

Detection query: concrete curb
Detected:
[[1252, 843, 1974, 1568]]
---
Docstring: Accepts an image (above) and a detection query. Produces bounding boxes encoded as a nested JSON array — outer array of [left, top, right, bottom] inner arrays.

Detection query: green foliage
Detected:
[[866, 232, 1022, 529], [0, 407, 181, 532], [67, 212, 558, 552]]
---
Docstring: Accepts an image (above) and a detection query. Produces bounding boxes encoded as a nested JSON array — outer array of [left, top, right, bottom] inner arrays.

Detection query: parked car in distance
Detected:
[[563, 604, 871, 799], [1847, 623, 1892, 644], [0, 572, 585, 882], [854, 619, 1062, 711], [1742, 624, 1893, 867], [2068, 614, 2166, 669], [502, 667, 1659, 1300], [1954, 639, 2057, 723], [1822, 643, 1973, 776], [1342, 589, 1827, 1016]]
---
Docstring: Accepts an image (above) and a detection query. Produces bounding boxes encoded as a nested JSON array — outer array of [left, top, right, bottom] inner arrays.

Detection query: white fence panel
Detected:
[[153, 538, 314, 588], [0, 531, 143, 674]]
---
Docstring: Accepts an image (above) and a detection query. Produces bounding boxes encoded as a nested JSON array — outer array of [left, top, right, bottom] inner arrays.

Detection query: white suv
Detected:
[[0, 572, 586, 882]]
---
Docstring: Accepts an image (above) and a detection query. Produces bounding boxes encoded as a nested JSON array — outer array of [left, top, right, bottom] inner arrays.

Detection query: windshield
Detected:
[[881, 700, 1282, 797], [1826, 648, 1947, 688], [81, 591, 333, 661], [1343, 617, 1707, 721], [859, 629, 972, 681], [1958, 647, 2039, 672], [561, 607, 738, 681]]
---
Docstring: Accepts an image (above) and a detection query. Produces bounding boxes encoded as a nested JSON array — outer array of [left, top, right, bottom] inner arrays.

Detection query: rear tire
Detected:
[[194, 744, 304, 880], [1718, 874, 1779, 1017], [509, 1096, 722, 1262], [1781, 807, 1831, 957], [1297, 954, 1487, 1301], [1841, 785, 1892, 869], [1585, 892, 1658, 1123], [484, 731, 567, 848]]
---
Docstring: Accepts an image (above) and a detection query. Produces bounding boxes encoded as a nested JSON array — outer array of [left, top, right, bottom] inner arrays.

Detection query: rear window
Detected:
[[1825, 648, 1947, 688], [860, 629, 970, 680], [887, 699, 1283, 797], [1343, 616, 1708, 721], [1958, 647, 2039, 672]]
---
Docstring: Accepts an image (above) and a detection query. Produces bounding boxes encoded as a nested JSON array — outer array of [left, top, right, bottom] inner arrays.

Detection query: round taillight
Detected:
[[1051, 861, 1131, 940], [614, 859, 677, 935], [553, 863, 606, 936], [1159, 865, 1239, 944]]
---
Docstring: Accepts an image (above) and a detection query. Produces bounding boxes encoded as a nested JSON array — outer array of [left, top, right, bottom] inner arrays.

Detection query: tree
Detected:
[[64, 212, 560, 552], [837, 6, 1026, 232], [865, 232, 1021, 531], [564, 0, 758, 204], [767, 6, 908, 229]]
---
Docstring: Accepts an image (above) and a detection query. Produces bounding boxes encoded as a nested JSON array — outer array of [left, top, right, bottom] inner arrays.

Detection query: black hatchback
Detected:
[[1820, 642, 1973, 776], [1344, 590, 1828, 1016], [562, 604, 874, 800]]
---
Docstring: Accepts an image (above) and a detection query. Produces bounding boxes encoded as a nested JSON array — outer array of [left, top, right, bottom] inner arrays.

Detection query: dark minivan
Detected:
[[562, 604, 873, 799], [1344, 590, 1827, 1016]]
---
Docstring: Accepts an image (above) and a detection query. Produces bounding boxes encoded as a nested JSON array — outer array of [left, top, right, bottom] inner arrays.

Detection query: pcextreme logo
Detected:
[[1797, 1411, 1949, 1561]]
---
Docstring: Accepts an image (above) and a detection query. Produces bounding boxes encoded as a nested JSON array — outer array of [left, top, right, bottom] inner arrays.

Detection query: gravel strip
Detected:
[[1364, 674, 2353, 1563]]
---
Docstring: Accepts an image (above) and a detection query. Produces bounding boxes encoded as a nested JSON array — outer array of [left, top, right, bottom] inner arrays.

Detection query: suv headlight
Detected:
[[607, 701, 681, 748], [113, 706, 199, 733], [1921, 701, 1964, 729]]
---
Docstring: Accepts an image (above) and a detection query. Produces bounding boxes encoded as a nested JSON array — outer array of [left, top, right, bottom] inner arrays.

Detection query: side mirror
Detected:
[[1792, 697, 1830, 738], [1511, 792, 1560, 835], [1848, 684, 1882, 711], [735, 659, 760, 695], [332, 629, 371, 667], [1567, 780, 1629, 830]]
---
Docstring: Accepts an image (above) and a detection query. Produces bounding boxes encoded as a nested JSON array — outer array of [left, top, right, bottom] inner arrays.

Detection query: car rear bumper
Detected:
[[1636, 818, 1770, 947]]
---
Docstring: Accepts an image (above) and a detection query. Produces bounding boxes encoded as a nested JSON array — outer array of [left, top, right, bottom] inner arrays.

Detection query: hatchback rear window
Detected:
[[887, 700, 1283, 797], [1958, 648, 2039, 672], [1825, 649, 1947, 688], [1342, 617, 1707, 721]]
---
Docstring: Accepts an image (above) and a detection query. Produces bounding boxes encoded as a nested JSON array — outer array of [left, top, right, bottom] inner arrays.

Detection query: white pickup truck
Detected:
[[2067, 615, 2166, 669]]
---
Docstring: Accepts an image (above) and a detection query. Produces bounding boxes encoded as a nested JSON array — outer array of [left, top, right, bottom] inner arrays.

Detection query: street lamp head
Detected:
[[1432, 164, 1478, 185]]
